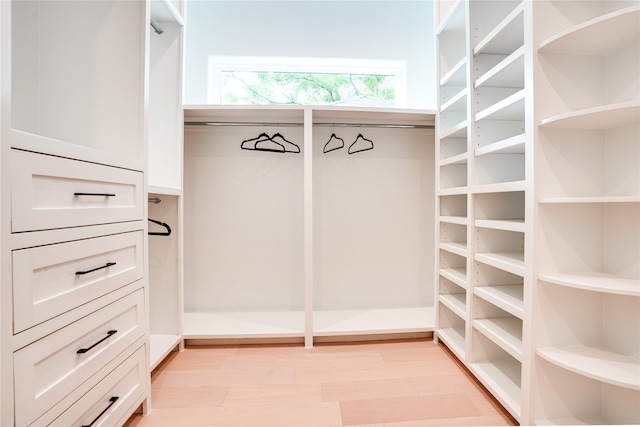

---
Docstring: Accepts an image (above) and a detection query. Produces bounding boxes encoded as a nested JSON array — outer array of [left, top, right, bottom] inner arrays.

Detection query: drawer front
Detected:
[[13, 231, 144, 333], [11, 149, 143, 232], [14, 289, 146, 427], [46, 344, 146, 427]]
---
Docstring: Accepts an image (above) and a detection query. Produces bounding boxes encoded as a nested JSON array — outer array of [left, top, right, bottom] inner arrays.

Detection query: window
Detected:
[[208, 56, 407, 107]]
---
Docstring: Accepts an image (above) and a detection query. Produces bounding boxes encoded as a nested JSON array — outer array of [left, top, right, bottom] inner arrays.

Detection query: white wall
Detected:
[[184, 0, 436, 109]]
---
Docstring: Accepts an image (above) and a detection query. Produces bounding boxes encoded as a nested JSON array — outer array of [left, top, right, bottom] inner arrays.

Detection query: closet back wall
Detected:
[[183, 0, 436, 109]]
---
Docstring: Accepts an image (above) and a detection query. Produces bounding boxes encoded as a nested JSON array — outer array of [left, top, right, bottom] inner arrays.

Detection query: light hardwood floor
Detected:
[[125, 339, 517, 426]]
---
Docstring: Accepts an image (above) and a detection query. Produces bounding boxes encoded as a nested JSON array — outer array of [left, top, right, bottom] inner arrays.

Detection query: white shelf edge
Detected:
[[472, 181, 526, 194], [436, 0, 466, 36], [538, 6, 640, 54], [473, 318, 523, 362], [182, 311, 306, 339], [150, 334, 182, 371], [313, 307, 435, 336], [440, 268, 468, 289], [539, 101, 640, 130], [439, 215, 468, 225], [150, 0, 185, 25], [474, 285, 524, 319], [441, 88, 468, 112], [473, 3, 525, 56], [469, 359, 522, 421], [439, 152, 468, 166], [436, 326, 466, 360], [475, 46, 525, 89], [148, 185, 182, 196], [440, 57, 467, 87], [537, 345, 640, 391], [535, 415, 609, 426], [439, 241, 468, 258], [475, 133, 526, 157], [439, 294, 467, 320], [438, 186, 470, 196], [539, 195, 640, 204], [538, 272, 640, 297], [475, 89, 526, 122], [439, 120, 468, 139], [475, 219, 525, 233], [475, 252, 525, 277]]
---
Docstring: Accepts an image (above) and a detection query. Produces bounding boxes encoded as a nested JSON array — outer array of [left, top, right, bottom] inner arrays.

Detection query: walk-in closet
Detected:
[[0, 0, 638, 426]]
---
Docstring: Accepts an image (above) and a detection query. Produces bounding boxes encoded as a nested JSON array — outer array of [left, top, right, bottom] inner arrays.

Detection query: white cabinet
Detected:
[[0, 1, 149, 426], [182, 106, 435, 346], [435, 0, 639, 424]]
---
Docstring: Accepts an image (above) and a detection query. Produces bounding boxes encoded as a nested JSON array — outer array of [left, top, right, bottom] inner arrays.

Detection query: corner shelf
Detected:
[[538, 272, 639, 297], [537, 345, 640, 391], [539, 102, 640, 130], [538, 6, 640, 55]]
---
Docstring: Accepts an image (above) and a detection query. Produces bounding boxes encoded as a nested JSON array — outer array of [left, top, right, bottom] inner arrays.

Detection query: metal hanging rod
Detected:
[[148, 197, 162, 204], [150, 20, 164, 35], [184, 121, 434, 129]]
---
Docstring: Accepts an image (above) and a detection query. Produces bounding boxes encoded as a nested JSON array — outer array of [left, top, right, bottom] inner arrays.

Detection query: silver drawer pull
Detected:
[[77, 330, 118, 354], [75, 262, 116, 276], [73, 192, 116, 197], [81, 396, 119, 427]]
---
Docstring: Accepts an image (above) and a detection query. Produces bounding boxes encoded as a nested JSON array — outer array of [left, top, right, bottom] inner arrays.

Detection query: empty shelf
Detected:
[[437, 325, 466, 359], [474, 285, 524, 319], [183, 311, 305, 339], [313, 307, 435, 336], [537, 345, 640, 390], [440, 268, 468, 289], [475, 252, 525, 277], [439, 293, 467, 319], [474, 317, 523, 361], [540, 102, 640, 130], [539, 272, 640, 297]]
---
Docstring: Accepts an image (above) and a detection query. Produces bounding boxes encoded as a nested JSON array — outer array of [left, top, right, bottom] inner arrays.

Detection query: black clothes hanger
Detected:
[[348, 133, 374, 154], [270, 132, 300, 153], [323, 133, 344, 153], [148, 218, 172, 236], [241, 132, 285, 153]]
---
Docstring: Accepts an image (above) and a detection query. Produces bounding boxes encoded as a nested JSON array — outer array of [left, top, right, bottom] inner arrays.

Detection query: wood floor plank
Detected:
[[151, 385, 229, 408], [339, 393, 481, 425], [322, 378, 418, 402]]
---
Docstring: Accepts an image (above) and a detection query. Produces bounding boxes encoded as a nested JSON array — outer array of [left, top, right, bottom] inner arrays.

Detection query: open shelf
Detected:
[[475, 252, 525, 277], [539, 196, 640, 204], [476, 89, 525, 122], [535, 356, 640, 425], [474, 285, 523, 319], [183, 311, 305, 339], [437, 325, 466, 360], [439, 242, 468, 258], [474, 318, 523, 362], [475, 46, 525, 89], [440, 268, 468, 289], [314, 307, 435, 336], [439, 152, 467, 166], [539, 272, 639, 297], [540, 102, 640, 130], [150, 334, 182, 370], [473, 181, 526, 194], [473, 2, 524, 56], [475, 133, 525, 156], [470, 332, 522, 420], [440, 57, 467, 87], [537, 345, 640, 391], [475, 219, 525, 233], [439, 215, 467, 225], [439, 120, 468, 140], [539, 6, 640, 55], [439, 294, 466, 319]]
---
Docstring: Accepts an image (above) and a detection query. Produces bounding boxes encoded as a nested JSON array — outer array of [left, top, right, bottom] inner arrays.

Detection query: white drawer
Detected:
[[11, 149, 143, 232], [14, 289, 146, 427], [12, 231, 144, 334], [46, 344, 146, 427]]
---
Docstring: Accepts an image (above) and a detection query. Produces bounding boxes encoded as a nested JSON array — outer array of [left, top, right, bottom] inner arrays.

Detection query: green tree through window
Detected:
[[221, 71, 396, 106]]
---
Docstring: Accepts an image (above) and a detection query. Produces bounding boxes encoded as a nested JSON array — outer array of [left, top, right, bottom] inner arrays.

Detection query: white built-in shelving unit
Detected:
[[182, 106, 435, 346], [147, 0, 186, 370], [533, 0, 640, 424], [436, 0, 639, 425]]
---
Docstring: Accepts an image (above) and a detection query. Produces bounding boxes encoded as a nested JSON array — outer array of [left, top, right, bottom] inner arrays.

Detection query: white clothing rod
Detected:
[[184, 121, 434, 129]]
